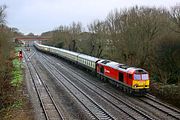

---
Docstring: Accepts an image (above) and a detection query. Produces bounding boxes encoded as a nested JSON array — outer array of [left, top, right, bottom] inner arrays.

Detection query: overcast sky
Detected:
[[0, 0, 179, 35]]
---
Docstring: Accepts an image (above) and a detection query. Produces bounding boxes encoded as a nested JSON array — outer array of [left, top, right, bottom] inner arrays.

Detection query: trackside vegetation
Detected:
[[0, 5, 33, 119], [11, 50, 23, 87]]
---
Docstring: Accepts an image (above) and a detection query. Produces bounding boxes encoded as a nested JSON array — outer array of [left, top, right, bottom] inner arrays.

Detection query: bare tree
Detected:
[[0, 5, 17, 110], [69, 22, 82, 51], [50, 22, 83, 52], [105, 7, 168, 67], [0, 5, 6, 25], [170, 5, 180, 33], [88, 20, 107, 57]]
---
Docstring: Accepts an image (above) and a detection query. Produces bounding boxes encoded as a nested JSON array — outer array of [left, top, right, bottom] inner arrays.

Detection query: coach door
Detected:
[[119, 72, 124, 82], [100, 66, 104, 74]]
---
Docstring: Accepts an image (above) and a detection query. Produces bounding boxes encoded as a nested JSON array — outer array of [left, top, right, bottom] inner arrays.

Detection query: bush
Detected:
[[151, 82, 180, 107]]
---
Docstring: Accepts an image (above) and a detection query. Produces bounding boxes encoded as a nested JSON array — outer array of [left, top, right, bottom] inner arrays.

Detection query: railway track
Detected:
[[36, 52, 115, 120], [37, 51, 156, 120], [23, 50, 64, 120], [138, 94, 180, 120], [41, 51, 180, 120]]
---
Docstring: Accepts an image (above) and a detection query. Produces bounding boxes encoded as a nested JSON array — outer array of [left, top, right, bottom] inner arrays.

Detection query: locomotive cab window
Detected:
[[134, 69, 148, 80], [134, 74, 141, 80], [142, 74, 149, 80]]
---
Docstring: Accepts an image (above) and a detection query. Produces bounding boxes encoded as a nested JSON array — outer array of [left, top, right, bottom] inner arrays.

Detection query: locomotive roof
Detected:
[[98, 60, 147, 73]]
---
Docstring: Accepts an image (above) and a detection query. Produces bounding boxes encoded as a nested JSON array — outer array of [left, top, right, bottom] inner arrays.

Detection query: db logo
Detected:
[[105, 69, 110, 73]]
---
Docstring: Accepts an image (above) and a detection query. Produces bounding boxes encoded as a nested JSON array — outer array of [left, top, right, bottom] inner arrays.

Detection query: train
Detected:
[[34, 41, 150, 95]]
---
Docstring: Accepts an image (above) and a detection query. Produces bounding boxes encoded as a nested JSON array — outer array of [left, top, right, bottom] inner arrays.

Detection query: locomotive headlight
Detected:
[[134, 84, 138, 88]]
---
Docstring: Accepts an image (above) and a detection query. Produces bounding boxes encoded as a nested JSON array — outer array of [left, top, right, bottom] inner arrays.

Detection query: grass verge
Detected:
[[11, 58, 23, 87], [0, 47, 34, 120]]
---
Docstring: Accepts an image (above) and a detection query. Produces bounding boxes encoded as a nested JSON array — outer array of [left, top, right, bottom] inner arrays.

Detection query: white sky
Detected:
[[0, 0, 179, 35]]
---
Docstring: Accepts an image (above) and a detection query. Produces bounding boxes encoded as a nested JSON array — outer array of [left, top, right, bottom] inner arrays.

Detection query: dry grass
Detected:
[[1, 83, 34, 120]]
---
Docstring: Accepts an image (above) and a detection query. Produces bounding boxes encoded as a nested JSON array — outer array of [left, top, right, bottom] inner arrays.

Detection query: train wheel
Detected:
[[97, 74, 100, 78], [100, 75, 103, 81], [129, 89, 132, 94], [116, 83, 119, 87], [103, 77, 108, 82]]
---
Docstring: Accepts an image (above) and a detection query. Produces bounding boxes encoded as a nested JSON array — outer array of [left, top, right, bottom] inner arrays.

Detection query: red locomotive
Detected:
[[97, 60, 149, 94]]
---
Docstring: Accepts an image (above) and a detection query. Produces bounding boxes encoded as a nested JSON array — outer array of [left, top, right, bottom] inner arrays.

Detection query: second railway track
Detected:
[[23, 50, 64, 120], [139, 94, 180, 120]]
